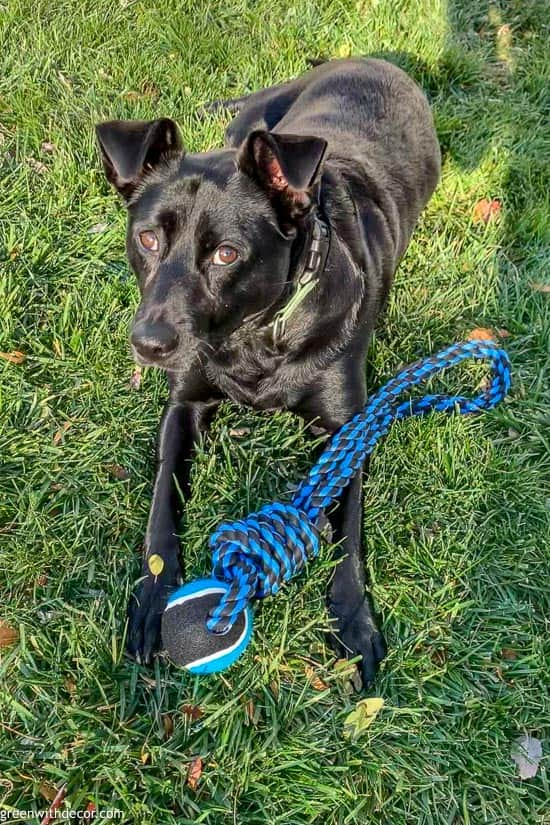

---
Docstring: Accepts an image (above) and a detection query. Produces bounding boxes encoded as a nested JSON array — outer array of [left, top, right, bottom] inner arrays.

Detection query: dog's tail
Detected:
[[305, 57, 328, 67]]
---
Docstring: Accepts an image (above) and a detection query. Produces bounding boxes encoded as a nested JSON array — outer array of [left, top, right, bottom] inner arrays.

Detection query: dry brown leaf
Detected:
[[162, 714, 174, 739], [129, 365, 142, 390], [501, 647, 518, 660], [430, 648, 448, 667], [64, 676, 77, 695], [36, 573, 48, 587], [497, 328, 511, 338], [41, 141, 56, 154], [472, 198, 502, 224], [39, 784, 68, 825], [105, 463, 130, 481], [0, 350, 25, 364], [181, 703, 204, 721], [140, 747, 150, 765], [53, 421, 71, 445], [9, 248, 19, 260], [186, 756, 203, 790], [468, 327, 495, 341], [39, 781, 59, 802], [0, 620, 19, 648], [305, 665, 328, 691], [530, 282, 550, 293]]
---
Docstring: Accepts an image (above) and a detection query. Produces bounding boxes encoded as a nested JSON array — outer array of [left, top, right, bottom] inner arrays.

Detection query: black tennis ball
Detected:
[[161, 578, 253, 673]]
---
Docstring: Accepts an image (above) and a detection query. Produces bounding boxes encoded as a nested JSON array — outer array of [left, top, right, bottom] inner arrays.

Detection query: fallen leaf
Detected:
[[305, 665, 328, 691], [39, 784, 68, 825], [36, 573, 48, 587], [181, 703, 204, 721], [87, 222, 108, 234], [28, 157, 48, 174], [497, 328, 511, 338], [343, 697, 385, 739], [52, 339, 62, 357], [496, 23, 512, 62], [140, 746, 150, 765], [468, 327, 495, 341], [58, 72, 72, 89], [148, 554, 164, 576], [39, 781, 59, 802], [0, 350, 25, 364], [53, 421, 71, 445], [430, 648, 448, 667], [129, 365, 142, 390], [229, 427, 251, 437], [336, 43, 352, 58], [472, 198, 502, 224], [512, 734, 542, 779], [186, 756, 203, 790], [41, 141, 56, 154], [0, 620, 19, 648], [162, 714, 174, 739], [105, 463, 130, 481], [501, 647, 517, 661], [64, 676, 77, 695], [243, 698, 258, 724], [9, 247, 19, 260], [530, 282, 550, 293]]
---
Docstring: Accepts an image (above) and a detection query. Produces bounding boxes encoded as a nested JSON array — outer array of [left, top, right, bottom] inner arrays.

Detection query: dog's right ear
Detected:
[[95, 118, 183, 201]]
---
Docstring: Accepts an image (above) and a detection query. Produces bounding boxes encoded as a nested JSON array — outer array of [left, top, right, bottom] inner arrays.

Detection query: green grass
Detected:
[[1, 0, 549, 822]]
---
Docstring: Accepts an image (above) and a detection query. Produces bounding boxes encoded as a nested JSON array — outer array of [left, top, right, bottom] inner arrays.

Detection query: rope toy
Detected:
[[161, 339, 511, 673]]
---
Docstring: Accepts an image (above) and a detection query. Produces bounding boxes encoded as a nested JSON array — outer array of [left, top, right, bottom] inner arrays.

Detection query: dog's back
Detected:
[[228, 57, 441, 264]]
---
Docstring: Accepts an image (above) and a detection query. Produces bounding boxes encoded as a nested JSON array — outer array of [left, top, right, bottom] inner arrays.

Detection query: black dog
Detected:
[[96, 57, 440, 687]]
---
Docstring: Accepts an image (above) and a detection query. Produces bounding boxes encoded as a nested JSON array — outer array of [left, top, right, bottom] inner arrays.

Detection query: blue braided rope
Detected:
[[206, 340, 511, 634]]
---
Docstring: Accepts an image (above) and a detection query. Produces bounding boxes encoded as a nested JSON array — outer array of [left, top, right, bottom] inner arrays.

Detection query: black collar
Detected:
[[269, 211, 331, 344]]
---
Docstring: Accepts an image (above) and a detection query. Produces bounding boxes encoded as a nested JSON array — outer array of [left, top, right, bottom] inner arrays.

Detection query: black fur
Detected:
[[96, 57, 440, 687]]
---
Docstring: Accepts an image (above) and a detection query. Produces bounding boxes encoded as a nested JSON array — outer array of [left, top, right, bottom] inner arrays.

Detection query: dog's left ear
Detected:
[[239, 130, 327, 222], [95, 118, 183, 201]]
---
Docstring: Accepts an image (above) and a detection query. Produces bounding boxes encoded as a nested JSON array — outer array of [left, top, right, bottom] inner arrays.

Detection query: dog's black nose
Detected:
[[131, 320, 179, 361]]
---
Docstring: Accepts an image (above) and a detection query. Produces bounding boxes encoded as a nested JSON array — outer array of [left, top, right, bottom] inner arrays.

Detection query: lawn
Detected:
[[1, 0, 549, 822]]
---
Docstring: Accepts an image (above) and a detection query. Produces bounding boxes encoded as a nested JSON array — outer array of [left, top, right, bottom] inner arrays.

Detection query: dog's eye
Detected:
[[139, 230, 159, 252], [212, 244, 239, 266]]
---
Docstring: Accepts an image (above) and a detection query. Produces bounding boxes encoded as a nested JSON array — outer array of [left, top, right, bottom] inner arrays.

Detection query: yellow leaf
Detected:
[[343, 697, 385, 739], [336, 43, 352, 58], [148, 554, 164, 576]]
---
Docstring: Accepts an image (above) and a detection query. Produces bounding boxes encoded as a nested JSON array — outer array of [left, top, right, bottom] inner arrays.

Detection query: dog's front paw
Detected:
[[328, 596, 387, 689], [126, 555, 182, 665]]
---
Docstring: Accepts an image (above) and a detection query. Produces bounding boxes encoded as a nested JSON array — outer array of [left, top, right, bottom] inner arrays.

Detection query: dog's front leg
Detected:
[[127, 399, 218, 663], [326, 466, 387, 688], [296, 367, 387, 688]]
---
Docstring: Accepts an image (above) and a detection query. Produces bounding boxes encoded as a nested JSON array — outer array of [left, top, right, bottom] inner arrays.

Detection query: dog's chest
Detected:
[[207, 336, 293, 410]]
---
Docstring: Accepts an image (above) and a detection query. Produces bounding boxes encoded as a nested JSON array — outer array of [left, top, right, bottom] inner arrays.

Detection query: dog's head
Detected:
[[96, 118, 327, 369]]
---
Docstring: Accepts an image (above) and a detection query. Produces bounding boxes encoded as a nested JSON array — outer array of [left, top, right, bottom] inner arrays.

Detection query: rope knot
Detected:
[[206, 502, 323, 633]]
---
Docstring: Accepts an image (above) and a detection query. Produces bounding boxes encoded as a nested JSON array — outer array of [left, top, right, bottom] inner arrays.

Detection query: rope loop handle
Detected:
[[206, 339, 511, 633]]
